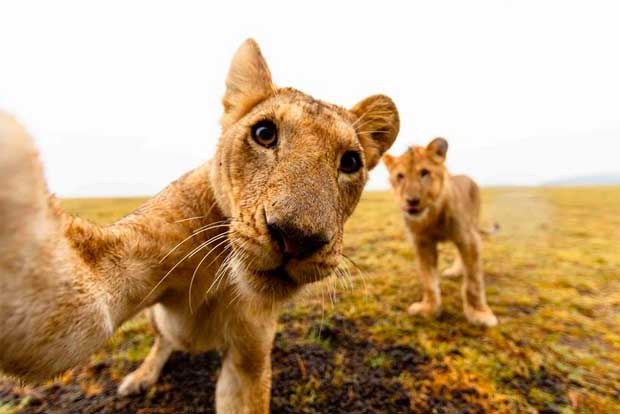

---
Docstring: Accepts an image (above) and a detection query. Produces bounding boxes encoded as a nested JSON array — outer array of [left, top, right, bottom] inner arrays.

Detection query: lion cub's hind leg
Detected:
[[457, 232, 498, 327], [118, 334, 174, 396], [442, 251, 463, 278]]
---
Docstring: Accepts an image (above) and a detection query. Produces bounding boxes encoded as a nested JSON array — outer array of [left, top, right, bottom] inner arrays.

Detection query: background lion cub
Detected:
[[384, 138, 498, 327]]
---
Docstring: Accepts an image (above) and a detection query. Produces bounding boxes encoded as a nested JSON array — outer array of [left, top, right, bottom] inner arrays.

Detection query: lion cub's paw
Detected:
[[407, 301, 442, 318], [118, 369, 158, 396], [464, 307, 498, 327]]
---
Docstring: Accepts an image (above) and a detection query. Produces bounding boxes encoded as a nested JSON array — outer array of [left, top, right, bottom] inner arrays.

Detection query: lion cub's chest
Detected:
[[153, 285, 275, 354], [407, 207, 456, 242]]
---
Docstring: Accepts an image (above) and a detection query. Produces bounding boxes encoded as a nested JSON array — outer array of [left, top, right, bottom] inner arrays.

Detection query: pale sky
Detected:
[[1, 0, 618, 196]]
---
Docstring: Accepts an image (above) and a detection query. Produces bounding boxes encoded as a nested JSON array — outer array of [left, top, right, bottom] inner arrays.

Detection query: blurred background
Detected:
[[1, 0, 618, 196]]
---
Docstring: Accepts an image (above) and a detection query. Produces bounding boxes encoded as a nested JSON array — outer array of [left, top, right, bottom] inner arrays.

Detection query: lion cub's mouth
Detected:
[[239, 259, 335, 303], [404, 206, 426, 216], [237, 263, 304, 302], [256, 266, 299, 289]]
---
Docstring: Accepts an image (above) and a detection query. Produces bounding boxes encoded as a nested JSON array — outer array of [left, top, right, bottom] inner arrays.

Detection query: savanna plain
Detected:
[[1, 187, 619, 414]]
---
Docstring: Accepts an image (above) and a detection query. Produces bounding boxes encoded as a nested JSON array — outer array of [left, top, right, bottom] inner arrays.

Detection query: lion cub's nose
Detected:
[[406, 197, 421, 207], [267, 221, 330, 260]]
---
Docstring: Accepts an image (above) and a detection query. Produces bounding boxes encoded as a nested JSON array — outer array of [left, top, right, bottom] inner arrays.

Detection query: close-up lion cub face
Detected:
[[211, 40, 400, 301], [383, 138, 449, 219]]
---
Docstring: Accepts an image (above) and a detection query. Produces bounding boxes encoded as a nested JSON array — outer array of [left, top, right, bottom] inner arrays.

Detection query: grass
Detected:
[[1, 187, 619, 413]]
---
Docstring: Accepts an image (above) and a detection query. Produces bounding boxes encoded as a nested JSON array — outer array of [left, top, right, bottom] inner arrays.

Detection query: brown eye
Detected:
[[420, 169, 430, 178], [396, 173, 405, 181], [340, 151, 362, 174], [251, 120, 278, 147]]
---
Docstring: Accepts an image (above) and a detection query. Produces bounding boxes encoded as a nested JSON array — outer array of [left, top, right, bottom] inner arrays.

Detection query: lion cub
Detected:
[[0, 39, 399, 414], [383, 138, 497, 327]]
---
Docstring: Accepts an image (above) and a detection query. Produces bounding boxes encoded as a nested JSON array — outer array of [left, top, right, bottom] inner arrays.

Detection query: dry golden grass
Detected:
[[1, 188, 618, 413]]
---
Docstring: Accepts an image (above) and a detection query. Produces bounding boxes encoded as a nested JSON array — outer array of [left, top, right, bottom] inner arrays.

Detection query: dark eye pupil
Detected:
[[421, 169, 430, 178], [257, 126, 273, 140], [251, 120, 277, 147], [340, 151, 361, 173], [397, 173, 404, 180]]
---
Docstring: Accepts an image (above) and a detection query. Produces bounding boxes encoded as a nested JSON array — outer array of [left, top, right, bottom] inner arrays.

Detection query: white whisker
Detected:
[[159, 223, 229, 264], [188, 232, 230, 259], [188, 240, 232, 313], [140, 231, 232, 308]]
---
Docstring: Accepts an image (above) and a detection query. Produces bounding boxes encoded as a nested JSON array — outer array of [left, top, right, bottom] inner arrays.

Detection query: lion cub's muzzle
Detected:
[[228, 201, 340, 302]]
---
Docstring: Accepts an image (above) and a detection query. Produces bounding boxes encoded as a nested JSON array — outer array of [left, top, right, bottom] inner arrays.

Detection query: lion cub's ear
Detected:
[[350, 95, 400, 170], [427, 137, 448, 163], [221, 39, 276, 130], [383, 154, 395, 170]]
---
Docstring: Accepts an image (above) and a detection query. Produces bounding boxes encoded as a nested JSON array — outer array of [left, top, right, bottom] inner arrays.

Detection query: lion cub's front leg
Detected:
[[408, 239, 442, 318], [457, 232, 498, 327], [118, 334, 174, 396], [216, 336, 273, 414]]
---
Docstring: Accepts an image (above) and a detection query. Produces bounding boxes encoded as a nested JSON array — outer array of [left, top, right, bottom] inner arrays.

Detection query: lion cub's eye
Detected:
[[420, 169, 430, 179], [339, 151, 362, 174], [251, 120, 278, 148], [396, 173, 405, 181]]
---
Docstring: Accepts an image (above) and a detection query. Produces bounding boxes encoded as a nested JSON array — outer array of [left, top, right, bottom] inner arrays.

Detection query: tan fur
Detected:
[[384, 138, 498, 327], [0, 39, 399, 413]]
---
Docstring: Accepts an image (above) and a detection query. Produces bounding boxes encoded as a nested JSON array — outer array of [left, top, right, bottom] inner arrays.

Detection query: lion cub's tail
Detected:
[[478, 222, 500, 237]]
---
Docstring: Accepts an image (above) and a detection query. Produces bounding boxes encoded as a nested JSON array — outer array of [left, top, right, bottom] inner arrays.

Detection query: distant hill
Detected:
[[544, 174, 620, 186]]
